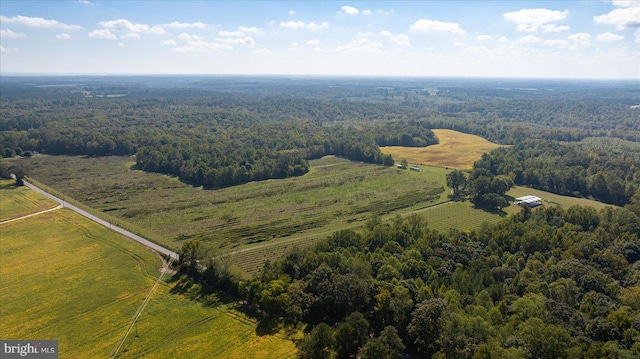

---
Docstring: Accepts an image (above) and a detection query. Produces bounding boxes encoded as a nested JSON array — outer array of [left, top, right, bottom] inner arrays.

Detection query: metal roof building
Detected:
[[515, 195, 542, 207]]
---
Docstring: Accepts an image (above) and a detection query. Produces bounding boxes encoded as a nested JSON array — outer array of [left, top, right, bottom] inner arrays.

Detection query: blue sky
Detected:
[[1, 1, 639, 78]]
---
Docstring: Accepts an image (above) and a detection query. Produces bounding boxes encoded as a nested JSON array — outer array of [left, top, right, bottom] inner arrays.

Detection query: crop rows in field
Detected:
[[228, 238, 320, 276], [419, 201, 505, 233]]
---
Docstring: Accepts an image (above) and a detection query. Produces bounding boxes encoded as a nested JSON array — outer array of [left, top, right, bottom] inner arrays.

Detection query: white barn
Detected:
[[515, 195, 542, 207]]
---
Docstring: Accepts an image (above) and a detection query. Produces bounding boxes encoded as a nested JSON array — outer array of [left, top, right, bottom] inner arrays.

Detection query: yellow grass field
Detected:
[[0, 179, 58, 222], [0, 197, 296, 358], [381, 129, 504, 169]]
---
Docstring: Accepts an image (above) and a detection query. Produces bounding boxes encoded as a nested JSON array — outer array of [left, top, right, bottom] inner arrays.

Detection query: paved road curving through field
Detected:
[[22, 179, 179, 260]]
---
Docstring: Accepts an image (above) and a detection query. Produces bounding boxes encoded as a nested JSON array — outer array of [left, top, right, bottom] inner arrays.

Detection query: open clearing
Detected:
[[0, 208, 296, 358], [381, 129, 504, 169], [19, 155, 445, 252], [506, 186, 615, 211], [0, 179, 58, 222]]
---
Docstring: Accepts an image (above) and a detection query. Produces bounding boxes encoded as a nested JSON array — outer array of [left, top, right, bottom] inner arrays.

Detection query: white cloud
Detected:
[[497, 36, 510, 43], [289, 10, 295, 16], [380, 30, 393, 37], [541, 24, 570, 32], [453, 42, 465, 47], [477, 35, 491, 41], [162, 21, 207, 29], [518, 35, 543, 43], [612, 0, 640, 7], [411, 19, 466, 34], [122, 32, 141, 39], [0, 29, 26, 39], [568, 32, 592, 47], [596, 32, 624, 42], [216, 37, 256, 46], [219, 30, 244, 37], [220, 26, 264, 37], [544, 39, 569, 47], [0, 45, 19, 53], [118, 42, 125, 47], [161, 39, 177, 46], [503, 8, 569, 33], [98, 19, 149, 32], [635, 28, 640, 44], [88, 29, 116, 39], [341, 5, 360, 15], [173, 40, 232, 53], [56, 33, 71, 40], [239, 26, 264, 34], [593, 5, 640, 30], [308, 22, 329, 30], [78, 0, 93, 5], [391, 34, 411, 47], [254, 48, 272, 55], [280, 20, 305, 29], [306, 39, 321, 46], [149, 26, 166, 35], [336, 38, 383, 53], [178, 33, 204, 41], [0, 15, 81, 30]]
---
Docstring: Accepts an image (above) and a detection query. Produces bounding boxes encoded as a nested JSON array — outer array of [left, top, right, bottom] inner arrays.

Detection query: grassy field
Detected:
[[413, 185, 615, 236], [19, 155, 446, 252], [381, 129, 504, 169], [417, 201, 505, 233], [11, 152, 614, 278], [506, 186, 615, 211], [0, 179, 58, 222], [0, 208, 296, 358]]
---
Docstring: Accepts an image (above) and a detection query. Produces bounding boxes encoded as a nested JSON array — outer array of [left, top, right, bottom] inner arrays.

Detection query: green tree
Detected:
[[407, 298, 446, 356], [179, 240, 204, 276], [446, 170, 467, 200], [519, 318, 570, 359], [297, 323, 336, 359], [335, 312, 370, 359]]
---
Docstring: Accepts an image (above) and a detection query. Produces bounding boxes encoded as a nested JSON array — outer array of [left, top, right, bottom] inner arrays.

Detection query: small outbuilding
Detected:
[[410, 166, 420, 172], [515, 195, 542, 207]]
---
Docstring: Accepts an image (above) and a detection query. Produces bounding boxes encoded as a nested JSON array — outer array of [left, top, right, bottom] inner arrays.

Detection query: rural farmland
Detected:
[[0, 185, 297, 358]]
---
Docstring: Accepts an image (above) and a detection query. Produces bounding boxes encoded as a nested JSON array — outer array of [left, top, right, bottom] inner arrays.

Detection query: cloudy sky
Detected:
[[1, 1, 639, 78]]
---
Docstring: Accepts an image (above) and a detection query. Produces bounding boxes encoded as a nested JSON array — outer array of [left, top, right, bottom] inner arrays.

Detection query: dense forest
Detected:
[[182, 204, 640, 359], [0, 83, 448, 188]]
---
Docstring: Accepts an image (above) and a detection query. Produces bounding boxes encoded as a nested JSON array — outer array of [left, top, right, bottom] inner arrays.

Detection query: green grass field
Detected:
[[506, 186, 615, 212], [418, 201, 505, 233], [0, 208, 296, 358], [19, 155, 446, 252], [0, 179, 58, 222], [381, 129, 505, 169]]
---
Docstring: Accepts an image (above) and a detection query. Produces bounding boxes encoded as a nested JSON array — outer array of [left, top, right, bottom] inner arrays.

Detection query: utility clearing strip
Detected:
[[109, 259, 171, 359]]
